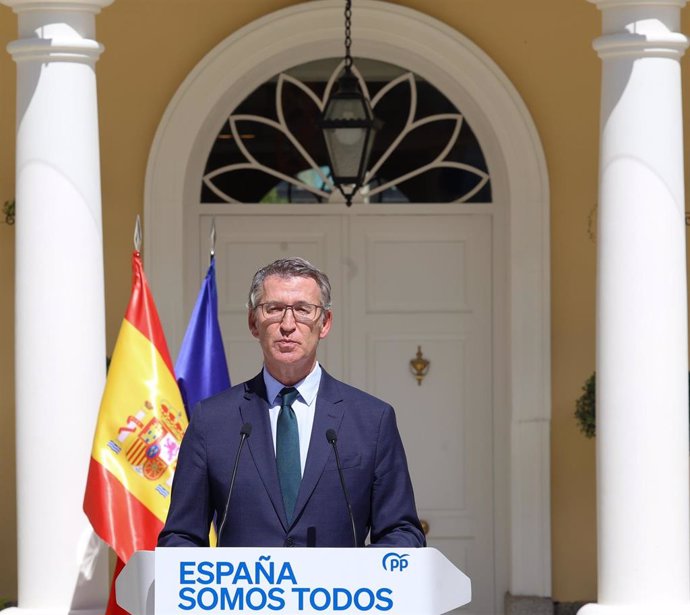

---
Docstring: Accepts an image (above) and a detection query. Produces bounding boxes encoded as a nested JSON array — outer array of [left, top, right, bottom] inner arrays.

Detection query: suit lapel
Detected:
[[240, 372, 289, 531], [292, 370, 345, 524]]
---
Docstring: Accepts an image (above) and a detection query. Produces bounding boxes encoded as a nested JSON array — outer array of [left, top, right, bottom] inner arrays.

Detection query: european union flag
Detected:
[[175, 256, 231, 416]]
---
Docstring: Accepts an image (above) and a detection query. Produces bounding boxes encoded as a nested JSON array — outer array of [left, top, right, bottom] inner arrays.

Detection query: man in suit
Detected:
[[158, 257, 425, 548]]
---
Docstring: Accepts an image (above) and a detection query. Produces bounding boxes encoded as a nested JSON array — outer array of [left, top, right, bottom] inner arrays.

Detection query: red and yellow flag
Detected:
[[84, 251, 187, 613]]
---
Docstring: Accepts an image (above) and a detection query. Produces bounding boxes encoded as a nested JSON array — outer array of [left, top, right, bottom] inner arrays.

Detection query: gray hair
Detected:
[[247, 257, 332, 311]]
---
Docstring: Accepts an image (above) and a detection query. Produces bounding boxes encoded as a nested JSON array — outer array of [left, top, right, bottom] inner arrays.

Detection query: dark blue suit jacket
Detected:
[[158, 369, 425, 548]]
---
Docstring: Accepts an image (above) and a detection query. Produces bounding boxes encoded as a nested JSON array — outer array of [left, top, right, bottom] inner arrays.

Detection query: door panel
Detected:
[[348, 215, 494, 615]]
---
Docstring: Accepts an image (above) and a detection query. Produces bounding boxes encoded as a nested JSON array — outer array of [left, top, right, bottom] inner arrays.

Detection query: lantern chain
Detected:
[[344, 0, 353, 70]]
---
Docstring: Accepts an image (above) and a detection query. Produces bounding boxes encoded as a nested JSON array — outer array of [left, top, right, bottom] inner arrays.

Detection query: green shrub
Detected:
[[575, 372, 596, 438], [575, 372, 690, 439]]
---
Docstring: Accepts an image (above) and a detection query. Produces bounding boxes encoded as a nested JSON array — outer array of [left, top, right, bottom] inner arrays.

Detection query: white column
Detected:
[[582, 1, 690, 614], [3, 1, 113, 614]]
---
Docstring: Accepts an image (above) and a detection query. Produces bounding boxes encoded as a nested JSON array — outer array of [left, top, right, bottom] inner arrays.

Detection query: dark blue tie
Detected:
[[277, 387, 301, 522]]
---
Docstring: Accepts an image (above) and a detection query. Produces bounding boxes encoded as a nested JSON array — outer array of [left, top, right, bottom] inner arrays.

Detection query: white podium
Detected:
[[117, 547, 471, 615]]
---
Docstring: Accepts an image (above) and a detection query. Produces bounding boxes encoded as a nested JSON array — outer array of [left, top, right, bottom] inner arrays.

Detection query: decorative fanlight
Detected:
[[320, 0, 381, 206]]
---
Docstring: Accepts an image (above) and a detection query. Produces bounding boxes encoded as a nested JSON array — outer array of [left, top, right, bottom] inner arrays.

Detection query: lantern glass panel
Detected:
[[326, 96, 369, 122], [323, 126, 367, 180]]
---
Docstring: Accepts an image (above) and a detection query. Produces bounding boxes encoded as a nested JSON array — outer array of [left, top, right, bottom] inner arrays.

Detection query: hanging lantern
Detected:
[[320, 0, 381, 206]]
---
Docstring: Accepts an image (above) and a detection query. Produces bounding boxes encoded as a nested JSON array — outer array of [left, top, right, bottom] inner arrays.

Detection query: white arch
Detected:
[[145, 0, 551, 599]]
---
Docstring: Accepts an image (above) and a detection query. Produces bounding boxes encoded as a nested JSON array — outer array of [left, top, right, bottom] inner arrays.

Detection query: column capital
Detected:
[[7, 37, 103, 63], [0, 0, 113, 12], [1, 0, 113, 64], [588, 0, 688, 59], [593, 31, 688, 59], [588, 0, 686, 8]]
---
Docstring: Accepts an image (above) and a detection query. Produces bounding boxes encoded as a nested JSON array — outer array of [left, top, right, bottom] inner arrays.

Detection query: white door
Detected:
[[347, 215, 494, 615], [202, 212, 495, 615]]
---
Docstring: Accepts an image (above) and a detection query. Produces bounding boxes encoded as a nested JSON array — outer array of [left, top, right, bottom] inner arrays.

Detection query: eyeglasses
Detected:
[[255, 302, 326, 324]]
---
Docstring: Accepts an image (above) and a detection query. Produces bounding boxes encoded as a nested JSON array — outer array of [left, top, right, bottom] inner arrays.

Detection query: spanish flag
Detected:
[[84, 251, 187, 614]]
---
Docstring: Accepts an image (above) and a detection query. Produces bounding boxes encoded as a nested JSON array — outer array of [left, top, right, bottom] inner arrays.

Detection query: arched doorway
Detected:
[[145, 2, 551, 613]]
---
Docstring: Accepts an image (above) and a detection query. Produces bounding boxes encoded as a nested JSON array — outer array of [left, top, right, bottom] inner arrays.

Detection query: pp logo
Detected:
[[382, 553, 410, 572]]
